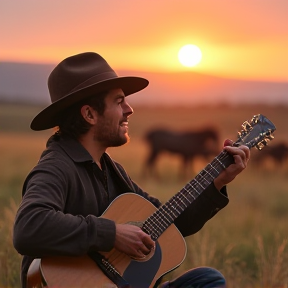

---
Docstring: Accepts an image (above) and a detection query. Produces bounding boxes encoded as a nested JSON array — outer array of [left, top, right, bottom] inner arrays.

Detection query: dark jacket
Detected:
[[13, 134, 229, 287]]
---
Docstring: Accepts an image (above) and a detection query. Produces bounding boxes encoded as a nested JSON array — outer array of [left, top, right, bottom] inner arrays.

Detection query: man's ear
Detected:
[[80, 105, 97, 124]]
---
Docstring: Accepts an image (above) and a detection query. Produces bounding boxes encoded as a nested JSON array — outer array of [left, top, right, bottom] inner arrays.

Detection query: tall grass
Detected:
[[1, 103, 288, 287], [0, 200, 21, 288]]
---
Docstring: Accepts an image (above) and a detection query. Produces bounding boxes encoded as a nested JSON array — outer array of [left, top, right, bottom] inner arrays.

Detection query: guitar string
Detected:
[[143, 152, 228, 238], [144, 151, 230, 238], [143, 151, 233, 240]]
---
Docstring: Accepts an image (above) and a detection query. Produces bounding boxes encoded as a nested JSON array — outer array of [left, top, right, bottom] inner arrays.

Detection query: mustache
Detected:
[[120, 118, 128, 124]]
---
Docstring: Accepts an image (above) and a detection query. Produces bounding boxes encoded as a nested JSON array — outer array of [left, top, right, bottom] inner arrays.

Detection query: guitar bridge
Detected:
[[101, 257, 121, 276], [88, 252, 130, 288]]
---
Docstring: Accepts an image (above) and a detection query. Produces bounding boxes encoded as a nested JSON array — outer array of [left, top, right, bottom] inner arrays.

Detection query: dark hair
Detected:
[[57, 91, 108, 139]]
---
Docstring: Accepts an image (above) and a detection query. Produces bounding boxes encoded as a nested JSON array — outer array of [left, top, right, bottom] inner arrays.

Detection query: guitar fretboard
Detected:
[[142, 150, 234, 241]]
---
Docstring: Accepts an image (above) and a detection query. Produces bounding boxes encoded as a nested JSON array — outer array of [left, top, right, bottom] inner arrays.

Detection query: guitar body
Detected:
[[27, 193, 187, 288]]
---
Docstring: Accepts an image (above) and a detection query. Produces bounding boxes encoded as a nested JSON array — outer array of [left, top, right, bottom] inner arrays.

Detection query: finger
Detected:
[[224, 147, 248, 169], [240, 145, 250, 161], [138, 233, 155, 255], [136, 249, 147, 259], [235, 146, 250, 164], [140, 244, 152, 255], [233, 154, 246, 169], [142, 236, 155, 250], [223, 146, 240, 157], [130, 246, 149, 259], [223, 139, 234, 147]]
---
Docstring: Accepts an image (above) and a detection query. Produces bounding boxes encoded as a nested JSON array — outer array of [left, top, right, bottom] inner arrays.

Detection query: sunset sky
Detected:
[[1, 0, 288, 82]]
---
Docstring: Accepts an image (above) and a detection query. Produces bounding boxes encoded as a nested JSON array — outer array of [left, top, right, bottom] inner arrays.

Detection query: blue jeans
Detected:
[[160, 267, 226, 288]]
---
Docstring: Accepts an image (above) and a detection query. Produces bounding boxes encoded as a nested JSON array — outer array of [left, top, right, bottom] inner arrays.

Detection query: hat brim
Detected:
[[30, 76, 148, 131]]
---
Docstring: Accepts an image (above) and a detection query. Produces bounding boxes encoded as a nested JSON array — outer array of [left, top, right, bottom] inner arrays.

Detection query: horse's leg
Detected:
[[142, 149, 160, 179], [180, 156, 191, 180]]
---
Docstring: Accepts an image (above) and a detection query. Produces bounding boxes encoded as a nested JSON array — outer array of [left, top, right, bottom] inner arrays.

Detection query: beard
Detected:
[[93, 116, 130, 147]]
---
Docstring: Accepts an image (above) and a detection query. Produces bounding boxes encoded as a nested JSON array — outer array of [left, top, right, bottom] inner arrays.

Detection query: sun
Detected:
[[178, 44, 202, 67]]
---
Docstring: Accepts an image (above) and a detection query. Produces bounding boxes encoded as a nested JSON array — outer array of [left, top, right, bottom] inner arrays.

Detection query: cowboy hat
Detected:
[[30, 52, 149, 131]]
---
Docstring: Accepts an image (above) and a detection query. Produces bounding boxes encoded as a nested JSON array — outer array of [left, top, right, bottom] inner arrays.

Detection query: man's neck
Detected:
[[78, 132, 106, 168]]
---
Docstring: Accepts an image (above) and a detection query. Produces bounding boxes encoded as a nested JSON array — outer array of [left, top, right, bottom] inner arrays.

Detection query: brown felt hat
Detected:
[[30, 52, 149, 131]]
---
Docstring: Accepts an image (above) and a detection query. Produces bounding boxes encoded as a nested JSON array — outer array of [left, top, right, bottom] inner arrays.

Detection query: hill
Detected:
[[0, 61, 287, 106]]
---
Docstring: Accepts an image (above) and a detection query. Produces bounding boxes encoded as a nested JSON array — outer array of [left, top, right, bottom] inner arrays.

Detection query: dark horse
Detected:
[[252, 142, 288, 168], [143, 126, 220, 179]]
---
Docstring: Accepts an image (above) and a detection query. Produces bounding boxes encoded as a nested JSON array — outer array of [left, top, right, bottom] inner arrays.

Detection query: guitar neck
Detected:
[[142, 150, 235, 241], [141, 114, 276, 241]]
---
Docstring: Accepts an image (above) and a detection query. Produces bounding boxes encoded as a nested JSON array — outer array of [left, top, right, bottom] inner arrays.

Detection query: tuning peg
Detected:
[[241, 121, 252, 131], [250, 114, 259, 125], [256, 142, 265, 150]]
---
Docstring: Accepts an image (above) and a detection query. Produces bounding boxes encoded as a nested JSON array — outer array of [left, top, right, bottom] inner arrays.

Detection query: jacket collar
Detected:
[[48, 134, 93, 163], [46, 133, 134, 192]]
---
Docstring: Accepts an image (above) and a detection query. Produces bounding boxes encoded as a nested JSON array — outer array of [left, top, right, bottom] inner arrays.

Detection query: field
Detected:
[[0, 102, 288, 287]]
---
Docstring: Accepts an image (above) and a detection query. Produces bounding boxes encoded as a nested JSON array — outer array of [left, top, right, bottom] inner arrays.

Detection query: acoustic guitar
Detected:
[[27, 114, 276, 288]]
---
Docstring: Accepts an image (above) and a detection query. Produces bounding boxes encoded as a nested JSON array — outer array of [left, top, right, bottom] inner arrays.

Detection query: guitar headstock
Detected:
[[234, 114, 276, 150]]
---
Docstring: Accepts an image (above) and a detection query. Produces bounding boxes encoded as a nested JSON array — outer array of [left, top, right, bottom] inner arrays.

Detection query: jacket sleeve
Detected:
[[174, 182, 229, 237], [13, 158, 115, 258]]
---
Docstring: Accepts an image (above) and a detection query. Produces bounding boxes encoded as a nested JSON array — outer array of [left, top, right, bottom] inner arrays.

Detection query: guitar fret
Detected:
[[151, 232, 159, 241], [154, 208, 170, 229], [158, 207, 172, 224], [146, 216, 157, 234], [187, 182, 200, 195], [177, 195, 188, 207], [198, 169, 214, 187], [182, 193, 192, 204], [170, 197, 184, 213], [144, 206, 173, 237], [196, 175, 210, 186], [209, 162, 220, 174], [203, 168, 214, 179], [215, 155, 226, 169], [169, 205, 180, 217], [161, 206, 175, 222], [183, 186, 196, 200]]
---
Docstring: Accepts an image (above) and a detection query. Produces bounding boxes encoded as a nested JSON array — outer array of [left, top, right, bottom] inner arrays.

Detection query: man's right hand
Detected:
[[114, 223, 155, 259]]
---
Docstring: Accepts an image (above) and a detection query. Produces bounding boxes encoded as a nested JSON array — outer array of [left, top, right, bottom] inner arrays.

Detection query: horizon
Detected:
[[1, 61, 288, 107], [1, 60, 288, 84]]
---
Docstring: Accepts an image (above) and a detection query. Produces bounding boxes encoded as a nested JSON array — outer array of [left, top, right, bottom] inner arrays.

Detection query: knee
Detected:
[[193, 267, 226, 287], [200, 266, 226, 282], [168, 266, 226, 288]]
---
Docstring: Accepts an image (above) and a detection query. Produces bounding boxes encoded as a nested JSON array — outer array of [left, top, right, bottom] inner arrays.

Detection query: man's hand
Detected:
[[214, 139, 250, 191], [114, 223, 155, 259]]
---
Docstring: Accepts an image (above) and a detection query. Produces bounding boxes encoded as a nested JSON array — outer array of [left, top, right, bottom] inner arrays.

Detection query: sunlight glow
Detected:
[[178, 44, 202, 67]]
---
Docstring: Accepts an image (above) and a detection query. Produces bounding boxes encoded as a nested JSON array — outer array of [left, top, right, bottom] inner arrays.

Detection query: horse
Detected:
[[142, 126, 220, 179], [252, 142, 288, 168]]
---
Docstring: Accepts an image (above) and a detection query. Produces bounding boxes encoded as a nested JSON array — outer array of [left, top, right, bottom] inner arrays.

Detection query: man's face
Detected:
[[93, 88, 134, 147]]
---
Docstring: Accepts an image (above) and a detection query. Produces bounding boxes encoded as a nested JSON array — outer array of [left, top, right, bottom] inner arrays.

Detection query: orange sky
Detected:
[[1, 0, 288, 81]]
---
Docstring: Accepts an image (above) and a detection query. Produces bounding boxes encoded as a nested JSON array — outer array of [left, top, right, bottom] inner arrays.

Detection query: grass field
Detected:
[[0, 102, 288, 287]]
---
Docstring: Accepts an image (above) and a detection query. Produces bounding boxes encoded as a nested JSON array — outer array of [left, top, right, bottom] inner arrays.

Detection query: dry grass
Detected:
[[1, 103, 288, 287]]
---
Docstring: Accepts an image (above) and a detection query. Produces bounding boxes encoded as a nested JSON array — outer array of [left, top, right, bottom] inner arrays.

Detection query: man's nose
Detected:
[[123, 101, 134, 115]]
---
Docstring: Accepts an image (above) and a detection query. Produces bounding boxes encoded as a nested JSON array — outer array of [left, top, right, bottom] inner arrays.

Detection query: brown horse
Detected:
[[143, 126, 220, 179], [252, 142, 288, 168]]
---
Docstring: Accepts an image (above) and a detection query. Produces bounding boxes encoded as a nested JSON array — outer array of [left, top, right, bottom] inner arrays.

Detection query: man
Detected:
[[13, 52, 250, 288]]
